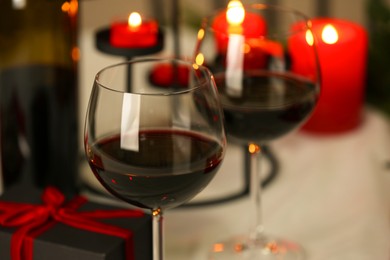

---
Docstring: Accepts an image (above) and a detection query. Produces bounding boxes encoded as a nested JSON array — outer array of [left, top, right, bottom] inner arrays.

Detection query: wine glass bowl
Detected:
[[85, 128, 224, 211], [84, 58, 226, 260], [195, 3, 320, 144], [194, 2, 320, 259]]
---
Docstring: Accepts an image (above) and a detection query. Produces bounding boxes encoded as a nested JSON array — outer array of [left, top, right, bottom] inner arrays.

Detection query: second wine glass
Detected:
[[194, 2, 321, 259]]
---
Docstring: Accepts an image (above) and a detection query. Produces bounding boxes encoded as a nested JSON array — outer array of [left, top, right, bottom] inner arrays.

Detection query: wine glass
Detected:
[[84, 57, 226, 260], [194, 2, 320, 259]]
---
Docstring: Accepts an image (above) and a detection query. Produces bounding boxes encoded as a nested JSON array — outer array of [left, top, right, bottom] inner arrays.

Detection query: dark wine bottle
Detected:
[[0, 0, 79, 195]]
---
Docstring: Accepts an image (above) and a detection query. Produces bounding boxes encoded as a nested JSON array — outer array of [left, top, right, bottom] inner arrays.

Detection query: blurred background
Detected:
[[0, 0, 388, 259]]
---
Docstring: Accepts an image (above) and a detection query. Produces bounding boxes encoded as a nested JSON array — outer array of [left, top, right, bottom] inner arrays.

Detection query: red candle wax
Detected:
[[289, 18, 368, 134], [149, 63, 189, 88], [110, 12, 158, 48]]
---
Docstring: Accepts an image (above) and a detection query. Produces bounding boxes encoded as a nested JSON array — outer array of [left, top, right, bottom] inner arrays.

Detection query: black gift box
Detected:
[[0, 185, 152, 260]]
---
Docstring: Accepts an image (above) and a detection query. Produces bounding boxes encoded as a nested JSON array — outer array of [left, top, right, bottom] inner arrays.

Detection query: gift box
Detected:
[[0, 185, 152, 260]]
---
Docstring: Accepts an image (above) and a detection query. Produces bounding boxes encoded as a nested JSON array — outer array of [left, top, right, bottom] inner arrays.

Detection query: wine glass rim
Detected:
[[211, 3, 312, 22], [249, 3, 311, 21], [204, 3, 313, 38], [94, 57, 214, 96]]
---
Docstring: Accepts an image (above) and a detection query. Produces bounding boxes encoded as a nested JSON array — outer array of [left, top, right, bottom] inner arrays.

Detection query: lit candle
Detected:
[[210, 1, 280, 71], [207, 1, 268, 96], [212, 1, 267, 54], [110, 12, 158, 48], [289, 18, 368, 134]]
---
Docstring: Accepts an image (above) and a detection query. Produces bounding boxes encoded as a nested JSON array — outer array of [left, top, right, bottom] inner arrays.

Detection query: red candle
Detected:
[[289, 18, 368, 134], [212, 9, 267, 51], [211, 1, 268, 70], [110, 12, 158, 48]]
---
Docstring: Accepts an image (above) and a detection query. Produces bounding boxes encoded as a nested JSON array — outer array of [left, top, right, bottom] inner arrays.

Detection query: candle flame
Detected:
[[322, 24, 338, 44], [226, 0, 245, 26], [128, 12, 142, 28]]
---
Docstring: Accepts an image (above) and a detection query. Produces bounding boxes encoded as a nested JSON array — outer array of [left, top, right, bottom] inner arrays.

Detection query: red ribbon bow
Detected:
[[0, 186, 145, 260]]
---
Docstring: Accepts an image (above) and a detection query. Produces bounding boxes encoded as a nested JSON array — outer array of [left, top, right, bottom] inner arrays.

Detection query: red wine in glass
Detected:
[[86, 129, 224, 211], [215, 71, 318, 143]]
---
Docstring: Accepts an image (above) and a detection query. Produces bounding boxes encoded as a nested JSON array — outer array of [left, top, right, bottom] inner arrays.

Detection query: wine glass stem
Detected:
[[152, 208, 164, 260], [248, 143, 264, 241]]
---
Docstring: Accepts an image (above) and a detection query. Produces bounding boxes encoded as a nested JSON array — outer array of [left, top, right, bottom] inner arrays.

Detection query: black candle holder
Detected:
[[95, 27, 165, 91]]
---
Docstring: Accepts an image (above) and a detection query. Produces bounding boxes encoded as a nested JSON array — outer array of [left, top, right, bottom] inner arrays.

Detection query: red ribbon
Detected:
[[0, 186, 145, 260]]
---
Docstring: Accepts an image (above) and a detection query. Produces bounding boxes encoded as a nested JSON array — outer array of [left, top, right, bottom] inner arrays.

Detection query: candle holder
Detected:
[[95, 27, 165, 91]]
